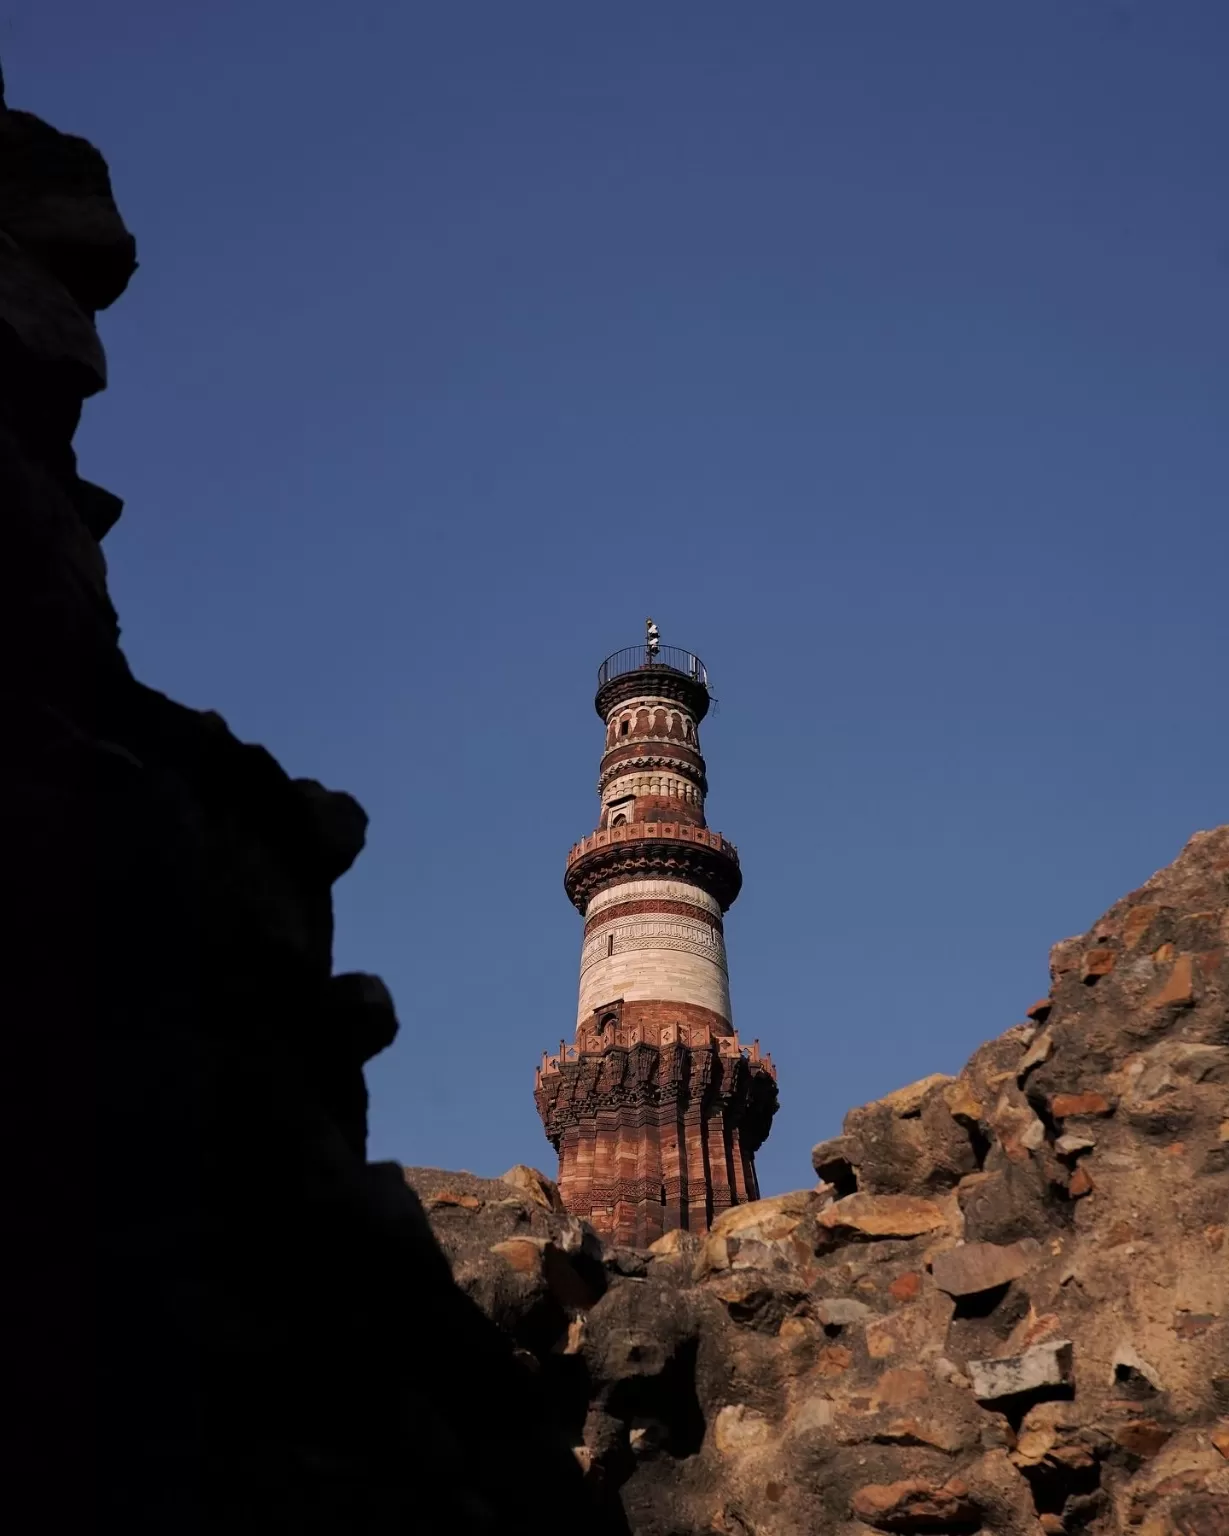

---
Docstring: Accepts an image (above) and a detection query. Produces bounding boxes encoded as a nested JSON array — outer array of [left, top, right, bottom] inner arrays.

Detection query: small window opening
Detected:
[[620, 718, 630, 736], [684, 722, 694, 742], [606, 934, 615, 956], [611, 813, 628, 828]]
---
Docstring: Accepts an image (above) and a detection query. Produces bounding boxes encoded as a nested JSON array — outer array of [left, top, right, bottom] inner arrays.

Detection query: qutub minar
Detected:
[[535, 622, 778, 1245]]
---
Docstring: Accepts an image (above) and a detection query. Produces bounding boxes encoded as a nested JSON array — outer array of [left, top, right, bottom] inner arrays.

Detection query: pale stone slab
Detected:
[[969, 1339, 1073, 1403], [818, 1193, 948, 1240]]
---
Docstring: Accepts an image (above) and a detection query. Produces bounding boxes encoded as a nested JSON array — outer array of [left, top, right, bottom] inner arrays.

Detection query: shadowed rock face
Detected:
[[420, 829, 1229, 1535], [1, 80, 605, 1533]]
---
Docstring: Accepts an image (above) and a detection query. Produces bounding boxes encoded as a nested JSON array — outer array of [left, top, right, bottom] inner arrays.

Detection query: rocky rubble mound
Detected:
[[421, 828, 1229, 1535]]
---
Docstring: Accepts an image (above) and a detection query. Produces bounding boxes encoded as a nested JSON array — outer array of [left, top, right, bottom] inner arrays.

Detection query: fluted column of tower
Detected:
[[535, 626, 778, 1246]]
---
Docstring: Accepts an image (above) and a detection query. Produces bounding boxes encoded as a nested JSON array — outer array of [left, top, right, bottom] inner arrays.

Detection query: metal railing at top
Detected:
[[597, 645, 707, 689]]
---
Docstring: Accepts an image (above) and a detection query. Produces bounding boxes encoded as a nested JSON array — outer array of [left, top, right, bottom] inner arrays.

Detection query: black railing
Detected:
[[597, 645, 707, 689]]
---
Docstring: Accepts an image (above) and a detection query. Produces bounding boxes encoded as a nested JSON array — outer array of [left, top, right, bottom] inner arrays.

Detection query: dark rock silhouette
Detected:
[[1, 75, 607, 1533]]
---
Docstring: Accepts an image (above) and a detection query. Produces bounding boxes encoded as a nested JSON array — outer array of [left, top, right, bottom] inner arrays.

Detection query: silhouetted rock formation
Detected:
[[1, 77, 602, 1533], [421, 829, 1229, 1535]]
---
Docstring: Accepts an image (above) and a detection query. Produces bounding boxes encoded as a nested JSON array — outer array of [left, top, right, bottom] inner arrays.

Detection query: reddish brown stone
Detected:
[[586, 998, 734, 1040], [1049, 1091, 1114, 1119], [1148, 952, 1196, 1010], [490, 1239, 544, 1276], [875, 1418, 971, 1454], [1008, 1311, 1062, 1352], [850, 1476, 979, 1531], [584, 898, 723, 935], [1114, 1419, 1174, 1458], [1067, 1166, 1094, 1198], [631, 794, 706, 828], [872, 1368, 929, 1407], [1026, 997, 1053, 1021], [1082, 947, 1118, 981], [1122, 905, 1160, 948], [428, 1190, 483, 1212], [888, 1271, 922, 1302], [815, 1344, 854, 1376]]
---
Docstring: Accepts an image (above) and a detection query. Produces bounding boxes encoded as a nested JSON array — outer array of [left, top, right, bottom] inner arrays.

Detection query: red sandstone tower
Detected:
[[535, 624, 778, 1246]]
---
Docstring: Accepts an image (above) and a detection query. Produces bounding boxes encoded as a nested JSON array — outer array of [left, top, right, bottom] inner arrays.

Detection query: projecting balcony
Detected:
[[563, 819, 742, 913], [566, 820, 736, 867], [535, 1026, 774, 1085]]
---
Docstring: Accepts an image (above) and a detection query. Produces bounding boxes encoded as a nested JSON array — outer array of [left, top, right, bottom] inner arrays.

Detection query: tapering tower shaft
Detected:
[[535, 636, 777, 1247]]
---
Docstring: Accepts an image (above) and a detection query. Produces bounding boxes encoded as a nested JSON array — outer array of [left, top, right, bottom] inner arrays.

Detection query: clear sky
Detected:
[[11, 3, 1226, 1197]]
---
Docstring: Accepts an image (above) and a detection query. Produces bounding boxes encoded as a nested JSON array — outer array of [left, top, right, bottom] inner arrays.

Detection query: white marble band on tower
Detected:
[[577, 878, 732, 1026]]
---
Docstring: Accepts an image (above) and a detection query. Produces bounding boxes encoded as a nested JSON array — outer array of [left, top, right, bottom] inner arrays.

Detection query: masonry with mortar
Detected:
[[534, 629, 778, 1244]]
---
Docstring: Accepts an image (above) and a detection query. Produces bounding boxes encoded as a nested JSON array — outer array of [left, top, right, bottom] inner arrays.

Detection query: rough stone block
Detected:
[[1049, 1091, 1114, 1119], [818, 1193, 948, 1241], [811, 1132, 861, 1188], [501, 1163, 564, 1211], [1148, 952, 1196, 1009], [930, 1239, 1040, 1297], [816, 1297, 874, 1327], [850, 1476, 980, 1531], [968, 1340, 1074, 1403]]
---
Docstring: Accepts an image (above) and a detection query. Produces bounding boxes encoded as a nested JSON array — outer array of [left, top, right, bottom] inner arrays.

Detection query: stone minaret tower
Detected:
[[535, 625, 778, 1246]]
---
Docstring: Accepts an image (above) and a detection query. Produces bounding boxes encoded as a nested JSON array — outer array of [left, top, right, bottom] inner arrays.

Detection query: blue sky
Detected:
[[11, 2, 1227, 1196]]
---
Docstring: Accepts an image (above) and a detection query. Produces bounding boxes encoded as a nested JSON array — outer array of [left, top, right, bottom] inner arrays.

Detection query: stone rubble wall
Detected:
[[424, 826, 1229, 1535]]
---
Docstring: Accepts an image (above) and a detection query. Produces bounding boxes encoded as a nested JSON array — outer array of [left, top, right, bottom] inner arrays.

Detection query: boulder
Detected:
[[501, 1163, 565, 1211], [839, 1075, 980, 1195], [646, 1228, 697, 1258]]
